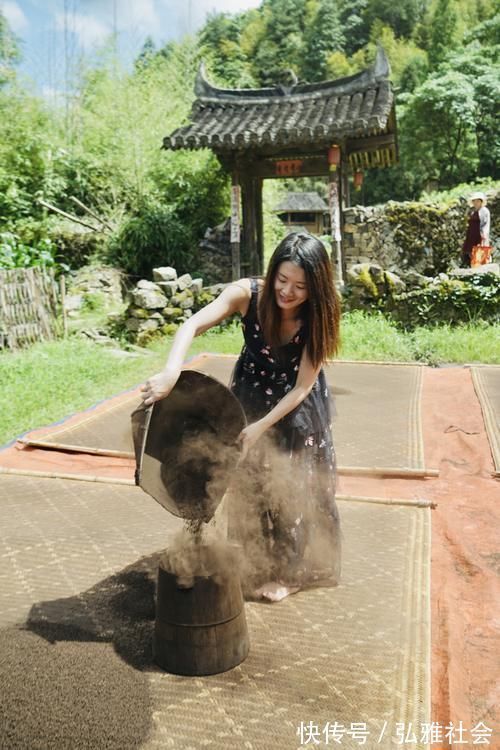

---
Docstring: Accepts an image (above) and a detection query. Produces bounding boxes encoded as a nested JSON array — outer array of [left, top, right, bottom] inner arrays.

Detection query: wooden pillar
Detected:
[[255, 178, 264, 275], [230, 173, 241, 280], [241, 176, 259, 277]]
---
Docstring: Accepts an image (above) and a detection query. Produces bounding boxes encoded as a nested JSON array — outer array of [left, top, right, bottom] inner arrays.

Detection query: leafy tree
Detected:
[[401, 70, 478, 187], [399, 54, 428, 93], [363, 0, 424, 39], [339, 0, 369, 55], [326, 50, 358, 78], [302, 0, 345, 81], [428, 0, 458, 68], [135, 36, 157, 71], [366, 22, 428, 85], [443, 41, 500, 177], [198, 11, 257, 87], [0, 9, 20, 85], [0, 86, 65, 223], [252, 0, 306, 84], [463, 11, 500, 45]]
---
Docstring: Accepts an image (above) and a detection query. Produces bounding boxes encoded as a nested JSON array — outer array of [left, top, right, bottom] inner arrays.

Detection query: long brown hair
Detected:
[[258, 232, 341, 368]]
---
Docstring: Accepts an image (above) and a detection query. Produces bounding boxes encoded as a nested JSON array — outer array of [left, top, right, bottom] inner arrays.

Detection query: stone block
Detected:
[[150, 312, 165, 325], [161, 323, 178, 336], [190, 278, 203, 294], [157, 281, 178, 297], [177, 273, 193, 291], [179, 296, 194, 310], [450, 264, 499, 278], [131, 289, 168, 310], [125, 317, 159, 333], [137, 279, 161, 291], [128, 307, 149, 319], [153, 266, 177, 282], [162, 307, 183, 321]]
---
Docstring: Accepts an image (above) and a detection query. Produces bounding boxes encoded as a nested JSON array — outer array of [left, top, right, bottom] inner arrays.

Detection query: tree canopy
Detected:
[[0, 0, 498, 276]]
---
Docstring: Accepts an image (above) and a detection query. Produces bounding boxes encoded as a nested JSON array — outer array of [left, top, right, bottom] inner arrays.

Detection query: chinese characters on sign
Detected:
[[296, 720, 493, 746], [328, 180, 341, 243], [275, 159, 303, 176], [230, 184, 240, 243]]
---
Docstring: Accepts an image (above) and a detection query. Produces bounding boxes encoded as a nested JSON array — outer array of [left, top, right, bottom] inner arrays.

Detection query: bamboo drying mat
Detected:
[[0, 474, 430, 750], [23, 356, 426, 473], [471, 366, 500, 474], [190, 355, 426, 471], [21, 388, 140, 454]]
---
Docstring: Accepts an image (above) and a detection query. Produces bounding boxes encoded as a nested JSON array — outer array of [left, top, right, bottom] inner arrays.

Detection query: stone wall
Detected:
[[342, 190, 499, 275], [121, 266, 229, 346]]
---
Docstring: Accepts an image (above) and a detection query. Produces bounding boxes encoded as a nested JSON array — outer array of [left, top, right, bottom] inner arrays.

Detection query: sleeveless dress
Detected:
[[228, 278, 341, 592]]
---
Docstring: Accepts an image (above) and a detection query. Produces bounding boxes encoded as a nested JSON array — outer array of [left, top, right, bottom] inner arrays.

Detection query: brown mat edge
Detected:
[[471, 367, 500, 473], [0, 467, 135, 485], [393, 508, 431, 744], [410, 366, 425, 470], [19, 439, 134, 459], [186, 352, 430, 367], [27, 391, 141, 444]]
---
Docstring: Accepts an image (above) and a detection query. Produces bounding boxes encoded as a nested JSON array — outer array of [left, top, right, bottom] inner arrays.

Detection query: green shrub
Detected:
[[106, 202, 189, 279], [0, 231, 67, 271], [388, 273, 500, 329]]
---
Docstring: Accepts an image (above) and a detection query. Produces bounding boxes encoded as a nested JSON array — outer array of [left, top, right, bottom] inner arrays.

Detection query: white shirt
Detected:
[[478, 206, 490, 241]]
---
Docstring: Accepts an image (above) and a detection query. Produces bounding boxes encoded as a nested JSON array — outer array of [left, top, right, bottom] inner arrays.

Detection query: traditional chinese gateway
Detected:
[[163, 47, 398, 282]]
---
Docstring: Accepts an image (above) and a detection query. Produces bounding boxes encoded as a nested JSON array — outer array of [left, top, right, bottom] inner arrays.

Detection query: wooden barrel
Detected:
[[153, 563, 250, 675]]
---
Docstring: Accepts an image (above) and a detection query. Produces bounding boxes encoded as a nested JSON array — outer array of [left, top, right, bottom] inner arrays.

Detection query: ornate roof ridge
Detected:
[[195, 46, 391, 104]]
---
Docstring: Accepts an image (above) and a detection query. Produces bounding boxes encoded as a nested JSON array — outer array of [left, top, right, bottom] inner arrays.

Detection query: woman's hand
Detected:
[[238, 420, 268, 460], [140, 367, 180, 406]]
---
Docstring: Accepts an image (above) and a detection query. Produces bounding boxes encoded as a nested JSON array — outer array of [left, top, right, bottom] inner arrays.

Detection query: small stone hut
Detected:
[[273, 192, 329, 234]]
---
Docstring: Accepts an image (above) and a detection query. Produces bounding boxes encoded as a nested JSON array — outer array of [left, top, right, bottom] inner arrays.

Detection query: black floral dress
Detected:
[[229, 278, 341, 591]]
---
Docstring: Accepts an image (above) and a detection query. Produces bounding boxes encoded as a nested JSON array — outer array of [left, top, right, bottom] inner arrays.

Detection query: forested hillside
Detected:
[[0, 0, 498, 276], [196, 0, 499, 199]]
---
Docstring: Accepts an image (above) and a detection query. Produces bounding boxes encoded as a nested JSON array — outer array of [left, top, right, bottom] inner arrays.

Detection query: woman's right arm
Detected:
[[140, 280, 250, 405]]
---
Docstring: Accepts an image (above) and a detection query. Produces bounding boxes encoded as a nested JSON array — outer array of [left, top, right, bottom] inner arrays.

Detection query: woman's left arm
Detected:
[[238, 349, 321, 457]]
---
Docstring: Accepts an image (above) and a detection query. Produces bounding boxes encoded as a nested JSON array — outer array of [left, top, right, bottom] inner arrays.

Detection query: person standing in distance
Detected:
[[462, 191, 491, 267]]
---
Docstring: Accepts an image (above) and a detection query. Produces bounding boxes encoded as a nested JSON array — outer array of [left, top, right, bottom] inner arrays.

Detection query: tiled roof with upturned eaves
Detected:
[[273, 192, 328, 213], [164, 48, 395, 154]]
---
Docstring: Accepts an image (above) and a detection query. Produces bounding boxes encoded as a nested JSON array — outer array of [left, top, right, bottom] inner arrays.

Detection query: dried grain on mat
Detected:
[[16, 358, 426, 475], [0, 475, 430, 750]]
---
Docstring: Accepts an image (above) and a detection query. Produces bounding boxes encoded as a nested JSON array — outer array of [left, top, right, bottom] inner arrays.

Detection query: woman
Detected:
[[462, 191, 491, 267], [141, 232, 342, 601]]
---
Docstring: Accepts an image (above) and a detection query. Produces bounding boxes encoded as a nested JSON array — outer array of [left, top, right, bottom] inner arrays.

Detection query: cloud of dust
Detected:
[[226, 432, 342, 593], [160, 525, 242, 588]]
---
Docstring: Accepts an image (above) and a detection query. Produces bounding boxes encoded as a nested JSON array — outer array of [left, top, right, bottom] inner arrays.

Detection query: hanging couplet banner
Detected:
[[328, 181, 342, 242], [231, 185, 241, 243]]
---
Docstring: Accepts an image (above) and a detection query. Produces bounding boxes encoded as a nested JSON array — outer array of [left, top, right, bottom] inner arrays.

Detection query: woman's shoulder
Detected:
[[222, 278, 255, 317]]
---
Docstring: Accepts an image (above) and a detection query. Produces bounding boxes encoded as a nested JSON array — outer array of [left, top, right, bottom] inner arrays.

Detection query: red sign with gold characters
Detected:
[[275, 159, 303, 176]]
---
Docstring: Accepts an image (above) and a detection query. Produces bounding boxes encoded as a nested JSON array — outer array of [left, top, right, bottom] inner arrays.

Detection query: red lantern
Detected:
[[328, 144, 341, 171], [353, 170, 364, 190]]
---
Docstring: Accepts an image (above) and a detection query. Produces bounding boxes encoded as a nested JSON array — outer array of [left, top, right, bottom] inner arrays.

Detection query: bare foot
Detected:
[[253, 581, 300, 602]]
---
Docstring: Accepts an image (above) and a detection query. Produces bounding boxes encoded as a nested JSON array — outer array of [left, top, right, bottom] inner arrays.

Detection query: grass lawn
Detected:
[[1, 313, 498, 446]]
